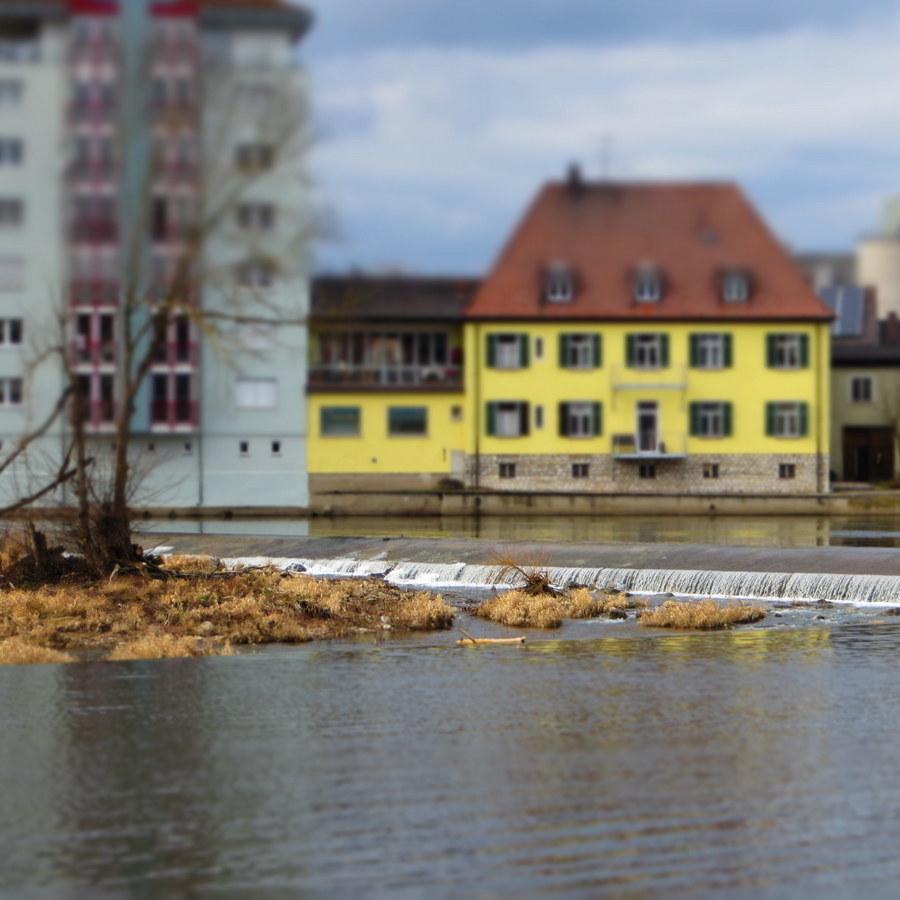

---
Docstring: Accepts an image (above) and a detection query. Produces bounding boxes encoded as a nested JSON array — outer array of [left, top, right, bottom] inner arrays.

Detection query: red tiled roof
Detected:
[[466, 179, 834, 321]]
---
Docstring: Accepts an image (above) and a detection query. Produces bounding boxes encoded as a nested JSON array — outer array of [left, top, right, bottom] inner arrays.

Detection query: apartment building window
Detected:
[[0, 198, 23, 226], [638, 463, 656, 479], [689, 402, 732, 438], [767, 333, 809, 369], [271, 440, 282, 456], [572, 463, 589, 479], [851, 375, 873, 403], [626, 333, 669, 369], [320, 406, 360, 436], [766, 402, 808, 438], [486, 401, 529, 437], [559, 401, 601, 438], [0, 377, 22, 407], [560, 333, 601, 369], [779, 463, 796, 479], [235, 143, 275, 171], [237, 322, 275, 351], [236, 260, 276, 288], [721, 271, 750, 303], [239, 440, 250, 457], [388, 406, 427, 436], [450, 405, 463, 422], [703, 463, 720, 479], [544, 263, 573, 303], [0, 80, 22, 107], [0, 139, 23, 166], [487, 333, 528, 369], [498, 462, 516, 479], [0, 318, 23, 346], [235, 377, 277, 409], [633, 265, 663, 303], [690, 333, 732, 369], [237, 202, 276, 231]]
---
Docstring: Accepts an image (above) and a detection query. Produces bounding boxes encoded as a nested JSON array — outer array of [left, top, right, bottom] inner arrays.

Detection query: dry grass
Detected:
[[0, 638, 73, 666], [161, 554, 222, 575], [639, 600, 767, 630], [0, 570, 455, 664], [475, 587, 645, 629]]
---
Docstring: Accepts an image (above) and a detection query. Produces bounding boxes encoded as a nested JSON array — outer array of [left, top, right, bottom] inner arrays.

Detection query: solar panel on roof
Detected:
[[821, 285, 865, 337]]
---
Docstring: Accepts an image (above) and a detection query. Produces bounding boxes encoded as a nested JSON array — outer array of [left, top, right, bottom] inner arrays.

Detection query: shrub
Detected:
[[639, 600, 766, 630]]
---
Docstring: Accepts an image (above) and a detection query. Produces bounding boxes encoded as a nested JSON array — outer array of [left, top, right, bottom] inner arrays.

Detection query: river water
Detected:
[[5, 610, 900, 895]]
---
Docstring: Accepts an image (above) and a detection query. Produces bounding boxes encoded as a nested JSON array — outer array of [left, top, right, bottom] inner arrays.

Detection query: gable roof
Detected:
[[466, 179, 834, 322]]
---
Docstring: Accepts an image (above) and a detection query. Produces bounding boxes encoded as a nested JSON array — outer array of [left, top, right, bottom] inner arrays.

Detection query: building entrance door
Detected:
[[843, 427, 894, 482], [637, 402, 658, 453]]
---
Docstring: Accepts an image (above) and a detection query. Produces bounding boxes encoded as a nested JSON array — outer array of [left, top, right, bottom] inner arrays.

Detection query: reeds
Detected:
[[475, 587, 645, 629], [0, 638, 73, 666], [108, 634, 229, 661], [639, 599, 766, 630]]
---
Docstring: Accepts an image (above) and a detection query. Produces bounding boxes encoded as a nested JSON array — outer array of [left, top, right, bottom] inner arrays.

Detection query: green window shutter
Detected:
[[519, 402, 530, 436], [626, 335, 636, 367], [689, 403, 700, 436], [486, 402, 496, 436], [723, 334, 733, 367], [800, 335, 809, 367], [592, 402, 602, 436], [765, 402, 775, 436], [660, 334, 670, 367], [766, 334, 775, 368], [487, 335, 497, 368], [558, 402, 568, 436], [689, 335, 698, 367], [519, 335, 529, 368], [559, 334, 568, 368], [723, 402, 733, 436], [592, 334, 601, 367], [799, 402, 809, 436]]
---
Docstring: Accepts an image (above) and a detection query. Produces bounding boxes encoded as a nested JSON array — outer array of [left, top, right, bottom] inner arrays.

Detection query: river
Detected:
[[4, 609, 900, 895]]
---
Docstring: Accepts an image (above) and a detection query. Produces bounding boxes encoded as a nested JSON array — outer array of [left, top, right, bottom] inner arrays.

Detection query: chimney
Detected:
[[566, 162, 585, 196], [885, 311, 899, 346]]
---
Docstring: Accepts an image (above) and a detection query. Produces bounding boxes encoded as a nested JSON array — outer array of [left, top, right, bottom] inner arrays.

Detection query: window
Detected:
[[499, 462, 516, 479], [851, 376, 873, 404], [559, 401, 601, 437], [147, 442, 156, 452], [544, 264, 573, 303], [0, 139, 23, 166], [488, 333, 528, 370], [271, 440, 282, 456], [779, 463, 796, 479], [560, 333, 600, 369], [766, 402, 808, 438], [239, 440, 250, 457], [0, 318, 22, 346], [767, 334, 808, 369], [0, 80, 22, 107], [234, 378, 277, 409], [235, 143, 275, 171], [703, 463, 720, 479], [237, 202, 276, 231], [388, 406, 427, 436], [633, 266, 663, 303], [0, 198, 23, 226], [236, 260, 276, 288], [690, 334, 731, 369], [627, 333, 668, 369], [572, 463, 589, 479], [321, 406, 360, 436], [183, 442, 192, 455], [450, 405, 463, 422], [722, 271, 750, 303], [0, 377, 22, 406], [236, 322, 275, 351], [690, 402, 732, 438], [638, 463, 656, 479], [486, 401, 529, 437]]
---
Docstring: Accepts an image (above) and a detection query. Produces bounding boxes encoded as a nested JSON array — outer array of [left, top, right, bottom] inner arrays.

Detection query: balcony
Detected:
[[152, 341, 199, 368], [69, 98, 117, 125], [612, 432, 687, 461], [71, 399, 116, 432], [68, 159, 118, 183], [72, 340, 116, 368], [611, 364, 687, 391], [70, 279, 119, 306], [69, 220, 119, 243], [151, 399, 198, 430], [308, 364, 463, 392]]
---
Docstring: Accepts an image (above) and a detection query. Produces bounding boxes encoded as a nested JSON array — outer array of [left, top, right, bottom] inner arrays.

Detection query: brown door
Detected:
[[843, 427, 895, 482]]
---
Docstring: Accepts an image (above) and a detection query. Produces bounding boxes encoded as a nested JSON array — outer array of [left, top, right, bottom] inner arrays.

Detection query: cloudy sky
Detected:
[[305, 0, 900, 274]]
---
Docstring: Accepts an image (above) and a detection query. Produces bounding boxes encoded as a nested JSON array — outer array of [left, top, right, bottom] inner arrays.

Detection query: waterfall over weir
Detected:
[[223, 556, 900, 606]]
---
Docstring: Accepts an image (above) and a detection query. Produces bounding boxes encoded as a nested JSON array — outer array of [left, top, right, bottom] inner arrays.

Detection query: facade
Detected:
[[310, 175, 834, 496], [0, 0, 311, 510]]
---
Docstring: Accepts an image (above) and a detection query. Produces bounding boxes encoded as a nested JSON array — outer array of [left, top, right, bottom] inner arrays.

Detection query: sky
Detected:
[[305, 0, 900, 274]]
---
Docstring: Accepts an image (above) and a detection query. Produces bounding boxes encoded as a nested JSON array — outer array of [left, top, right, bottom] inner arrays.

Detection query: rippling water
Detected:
[[4, 616, 900, 894]]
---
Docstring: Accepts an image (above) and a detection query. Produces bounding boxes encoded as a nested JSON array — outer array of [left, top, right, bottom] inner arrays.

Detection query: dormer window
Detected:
[[544, 263, 574, 303], [633, 265, 663, 303], [722, 270, 750, 303]]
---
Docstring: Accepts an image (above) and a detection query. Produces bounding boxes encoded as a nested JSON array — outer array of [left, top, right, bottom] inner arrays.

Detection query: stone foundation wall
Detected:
[[468, 453, 828, 495]]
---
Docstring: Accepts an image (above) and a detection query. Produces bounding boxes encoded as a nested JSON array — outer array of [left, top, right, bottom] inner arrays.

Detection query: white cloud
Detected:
[[310, 13, 900, 271]]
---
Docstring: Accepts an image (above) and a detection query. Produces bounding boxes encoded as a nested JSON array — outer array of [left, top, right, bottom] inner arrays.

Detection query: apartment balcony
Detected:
[[68, 35, 119, 62], [71, 400, 117, 432], [70, 279, 119, 306], [152, 342, 199, 368], [68, 159, 118, 183], [68, 99, 118, 125], [611, 364, 688, 391], [69, 220, 119, 243], [307, 364, 463, 393], [612, 432, 688, 461], [151, 399, 198, 431], [72, 340, 116, 368], [153, 158, 199, 183]]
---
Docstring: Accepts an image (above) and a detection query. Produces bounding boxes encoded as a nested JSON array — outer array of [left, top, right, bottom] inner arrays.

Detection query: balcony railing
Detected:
[[308, 364, 463, 390], [70, 280, 119, 306], [72, 340, 116, 367], [70, 220, 119, 243], [151, 399, 198, 429], [71, 399, 116, 430], [612, 432, 688, 460], [152, 342, 199, 368], [611, 364, 688, 391], [68, 159, 118, 182], [69, 99, 118, 124]]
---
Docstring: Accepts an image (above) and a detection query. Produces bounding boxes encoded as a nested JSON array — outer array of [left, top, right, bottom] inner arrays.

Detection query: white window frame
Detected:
[[772, 403, 802, 438], [771, 335, 802, 369], [633, 267, 662, 303], [234, 377, 277, 409], [545, 264, 573, 303], [565, 402, 594, 438], [696, 402, 726, 437], [0, 377, 22, 407], [850, 375, 873, 404], [0, 317, 23, 346], [495, 402, 523, 437], [634, 334, 663, 368], [495, 335, 522, 370], [565, 334, 594, 369], [722, 272, 749, 303], [695, 334, 725, 369]]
